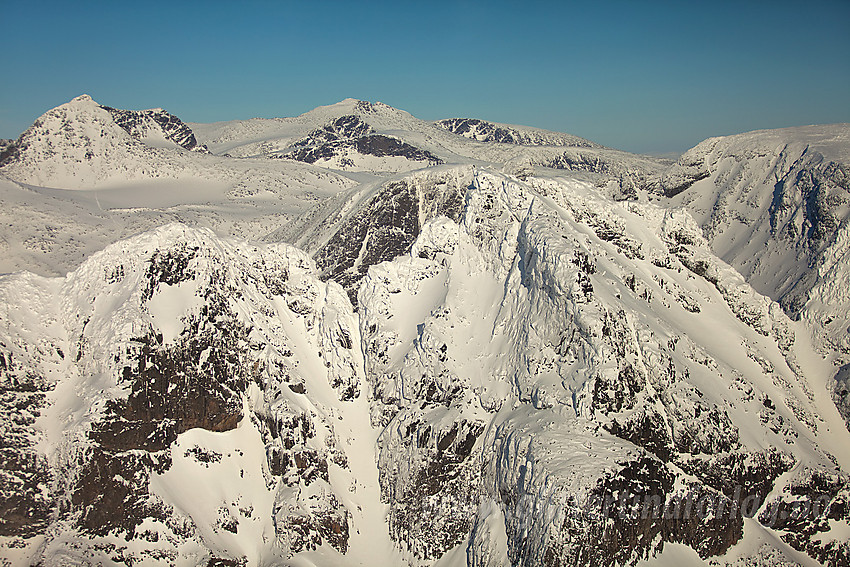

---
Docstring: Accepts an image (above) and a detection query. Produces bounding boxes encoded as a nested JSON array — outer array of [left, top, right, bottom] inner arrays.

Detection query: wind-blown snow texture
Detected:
[[0, 96, 848, 567]]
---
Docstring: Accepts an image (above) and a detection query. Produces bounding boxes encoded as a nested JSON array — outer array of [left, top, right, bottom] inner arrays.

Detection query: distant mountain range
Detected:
[[0, 96, 848, 567]]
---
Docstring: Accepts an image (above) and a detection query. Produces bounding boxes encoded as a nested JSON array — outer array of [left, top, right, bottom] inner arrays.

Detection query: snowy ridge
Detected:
[[0, 224, 404, 566], [435, 117, 601, 148], [190, 98, 668, 193], [663, 124, 850, 366], [355, 168, 849, 565]]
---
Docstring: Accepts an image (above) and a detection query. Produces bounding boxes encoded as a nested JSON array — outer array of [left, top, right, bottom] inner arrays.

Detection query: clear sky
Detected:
[[2, 0, 848, 154]]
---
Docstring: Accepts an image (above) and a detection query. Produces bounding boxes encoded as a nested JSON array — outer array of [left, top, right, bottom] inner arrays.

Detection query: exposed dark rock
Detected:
[[668, 398, 739, 455], [661, 480, 744, 558], [680, 448, 794, 508], [568, 207, 644, 260], [319, 179, 417, 301], [769, 155, 848, 245], [90, 317, 249, 454], [314, 174, 465, 304], [384, 418, 484, 561], [540, 150, 662, 201], [662, 170, 710, 197], [257, 392, 350, 553], [832, 363, 850, 433], [607, 406, 675, 462], [527, 457, 743, 567], [71, 446, 172, 536], [283, 134, 442, 167], [291, 115, 374, 147], [101, 105, 210, 153], [142, 243, 199, 301], [436, 118, 600, 148], [0, 385, 53, 538], [51, 235, 354, 556], [278, 112, 442, 167], [75, 301, 251, 536], [759, 469, 850, 566], [658, 150, 713, 197], [0, 343, 56, 539], [592, 362, 644, 414], [207, 557, 247, 567], [279, 508, 349, 554], [0, 140, 20, 167], [185, 445, 223, 466], [65, 246, 269, 538]]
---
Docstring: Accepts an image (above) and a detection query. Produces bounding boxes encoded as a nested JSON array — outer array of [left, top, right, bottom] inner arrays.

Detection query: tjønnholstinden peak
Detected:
[[0, 96, 849, 567]]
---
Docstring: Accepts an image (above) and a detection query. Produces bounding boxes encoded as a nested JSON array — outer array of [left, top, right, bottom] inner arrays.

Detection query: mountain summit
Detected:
[[0, 95, 210, 188]]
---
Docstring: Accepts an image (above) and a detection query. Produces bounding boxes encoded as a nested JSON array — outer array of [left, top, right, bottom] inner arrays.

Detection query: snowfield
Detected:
[[0, 96, 848, 566]]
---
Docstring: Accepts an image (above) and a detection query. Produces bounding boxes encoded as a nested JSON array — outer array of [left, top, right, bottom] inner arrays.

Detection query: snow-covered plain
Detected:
[[0, 96, 848, 566]]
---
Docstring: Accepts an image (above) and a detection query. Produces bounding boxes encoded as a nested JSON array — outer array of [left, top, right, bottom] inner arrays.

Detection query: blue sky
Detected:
[[2, 0, 848, 154]]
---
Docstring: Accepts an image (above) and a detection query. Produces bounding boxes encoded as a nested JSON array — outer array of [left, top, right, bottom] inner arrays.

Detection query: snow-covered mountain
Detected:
[[0, 96, 356, 277], [0, 96, 848, 567], [0, 95, 205, 187], [0, 225, 388, 565], [662, 125, 850, 397], [188, 98, 668, 200]]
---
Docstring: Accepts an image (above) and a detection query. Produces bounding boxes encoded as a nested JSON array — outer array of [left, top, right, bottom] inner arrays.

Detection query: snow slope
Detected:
[[0, 224, 401, 566], [662, 125, 850, 400], [0, 96, 357, 276], [664, 125, 850, 304], [190, 98, 668, 199]]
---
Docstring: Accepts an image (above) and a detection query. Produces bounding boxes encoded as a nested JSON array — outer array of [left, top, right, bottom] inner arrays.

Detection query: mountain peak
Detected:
[[69, 93, 97, 105], [0, 96, 209, 186], [295, 98, 411, 123]]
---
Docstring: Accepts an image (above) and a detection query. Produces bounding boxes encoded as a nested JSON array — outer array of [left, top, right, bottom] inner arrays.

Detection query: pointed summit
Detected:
[[0, 95, 208, 187], [70, 93, 95, 103]]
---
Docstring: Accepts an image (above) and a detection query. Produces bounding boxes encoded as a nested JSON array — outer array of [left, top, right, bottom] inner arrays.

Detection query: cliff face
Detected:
[[101, 104, 210, 153], [0, 225, 376, 565], [664, 126, 850, 353], [355, 169, 848, 566]]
